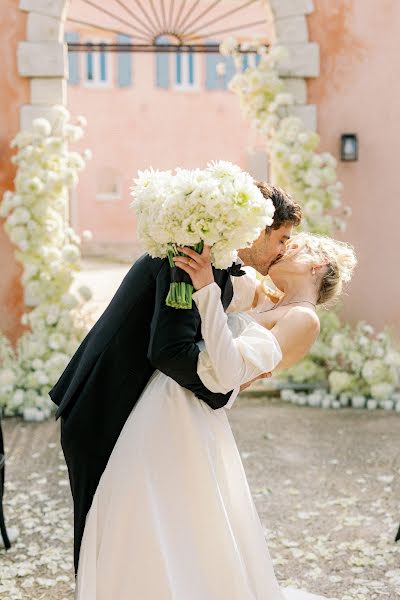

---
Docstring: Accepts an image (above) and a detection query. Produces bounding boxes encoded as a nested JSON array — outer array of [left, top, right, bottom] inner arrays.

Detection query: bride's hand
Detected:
[[173, 245, 214, 291]]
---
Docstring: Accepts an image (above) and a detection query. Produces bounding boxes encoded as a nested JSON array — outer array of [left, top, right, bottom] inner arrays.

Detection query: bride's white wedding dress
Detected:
[[75, 279, 335, 600]]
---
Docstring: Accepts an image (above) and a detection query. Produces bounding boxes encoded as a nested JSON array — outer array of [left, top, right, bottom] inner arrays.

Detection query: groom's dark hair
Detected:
[[256, 182, 302, 230]]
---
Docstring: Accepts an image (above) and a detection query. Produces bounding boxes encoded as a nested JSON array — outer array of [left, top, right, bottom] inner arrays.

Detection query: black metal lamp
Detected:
[[340, 133, 358, 161]]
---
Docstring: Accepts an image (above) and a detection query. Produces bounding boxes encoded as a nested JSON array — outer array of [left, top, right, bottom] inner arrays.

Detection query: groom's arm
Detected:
[[148, 261, 236, 410]]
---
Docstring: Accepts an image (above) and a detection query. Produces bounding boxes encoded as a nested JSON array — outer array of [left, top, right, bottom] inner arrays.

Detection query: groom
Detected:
[[50, 182, 302, 573]]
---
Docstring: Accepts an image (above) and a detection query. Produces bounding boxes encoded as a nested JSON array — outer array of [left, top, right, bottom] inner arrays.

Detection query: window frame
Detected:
[[82, 37, 113, 88]]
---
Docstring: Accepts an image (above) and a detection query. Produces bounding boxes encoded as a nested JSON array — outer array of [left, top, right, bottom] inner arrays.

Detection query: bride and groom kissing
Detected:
[[50, 182, 356, 599]]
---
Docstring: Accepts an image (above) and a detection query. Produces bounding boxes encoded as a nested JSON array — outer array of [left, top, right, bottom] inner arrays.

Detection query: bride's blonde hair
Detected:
[[263, 232, 357, 307], [294, 232, 357, 306]]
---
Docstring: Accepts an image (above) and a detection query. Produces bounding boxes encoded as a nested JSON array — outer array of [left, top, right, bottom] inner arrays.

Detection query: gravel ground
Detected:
[[1, 397, 399, 600]]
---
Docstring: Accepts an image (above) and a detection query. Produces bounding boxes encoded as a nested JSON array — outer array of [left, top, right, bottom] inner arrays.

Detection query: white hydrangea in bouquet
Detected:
[[131, 161, 274, 309]]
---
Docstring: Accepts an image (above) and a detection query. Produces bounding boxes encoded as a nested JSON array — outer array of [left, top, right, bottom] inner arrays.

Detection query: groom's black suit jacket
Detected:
[[49, 254, 234, 572]]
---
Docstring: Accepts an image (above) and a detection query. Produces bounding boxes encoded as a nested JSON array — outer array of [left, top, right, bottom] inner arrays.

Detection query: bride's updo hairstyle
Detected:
[[294, 232, 357, 306]]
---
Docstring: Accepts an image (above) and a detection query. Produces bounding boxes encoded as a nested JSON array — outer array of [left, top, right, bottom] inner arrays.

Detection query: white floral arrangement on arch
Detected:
[[0, 107, 93, 421], [221, 40, 349, 236], [221, 37, 400, 410]]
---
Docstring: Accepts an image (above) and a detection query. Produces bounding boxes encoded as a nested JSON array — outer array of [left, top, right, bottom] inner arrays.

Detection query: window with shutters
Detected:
[[174, 52, 198, 91], [83, 38, 112, 88]]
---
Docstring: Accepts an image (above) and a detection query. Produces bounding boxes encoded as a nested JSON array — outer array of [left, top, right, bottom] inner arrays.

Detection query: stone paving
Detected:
[[1, 260, 400, 599]]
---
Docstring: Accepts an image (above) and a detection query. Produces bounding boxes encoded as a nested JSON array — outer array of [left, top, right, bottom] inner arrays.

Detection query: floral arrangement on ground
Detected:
[[277, 312, 400, 411], [0, 108, 93, 421]]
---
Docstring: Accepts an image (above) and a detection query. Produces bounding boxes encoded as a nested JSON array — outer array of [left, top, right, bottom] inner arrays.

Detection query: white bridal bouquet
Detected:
[[131, 161, 274, 308]]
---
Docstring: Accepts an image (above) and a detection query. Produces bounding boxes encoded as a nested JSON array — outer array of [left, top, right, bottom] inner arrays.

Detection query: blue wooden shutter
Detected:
[[117, 34, 132, 87], [206, 40, 222, 90], [156, 36, 170, 89], [65, 32, 79, 86]]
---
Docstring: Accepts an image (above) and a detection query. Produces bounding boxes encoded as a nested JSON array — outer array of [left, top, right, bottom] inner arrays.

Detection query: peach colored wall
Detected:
[[307, 0, 400, 334], [0, 4, 29, 344]]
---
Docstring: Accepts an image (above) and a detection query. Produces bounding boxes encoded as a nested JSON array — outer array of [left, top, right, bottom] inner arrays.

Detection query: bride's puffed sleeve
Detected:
[[193, 282, 282, 408], [226, 266, 258, 313]]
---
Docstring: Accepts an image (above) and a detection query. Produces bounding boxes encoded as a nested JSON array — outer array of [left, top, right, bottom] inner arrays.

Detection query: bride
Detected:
[[75, 233, 356, 600]]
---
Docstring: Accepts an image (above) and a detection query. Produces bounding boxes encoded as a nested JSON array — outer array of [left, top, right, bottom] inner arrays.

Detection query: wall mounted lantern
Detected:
[[340, 133, 358, 161]]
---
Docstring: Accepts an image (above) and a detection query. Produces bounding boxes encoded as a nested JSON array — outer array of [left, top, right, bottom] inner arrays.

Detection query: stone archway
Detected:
[[18, 0, 319, 131]]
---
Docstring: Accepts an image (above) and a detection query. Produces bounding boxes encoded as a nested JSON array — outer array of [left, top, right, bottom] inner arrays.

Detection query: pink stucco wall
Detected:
[[307, 0, 400, 333], [68, 63, 261, 245], [0, 4, 29, 344], [66, 1, 270, 253]]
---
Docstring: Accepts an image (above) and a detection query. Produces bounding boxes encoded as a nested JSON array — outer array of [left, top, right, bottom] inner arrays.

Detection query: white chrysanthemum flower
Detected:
[[60, 293, 79, 309], [62, 244, 80, 263], [48, 333, 67, 351], [0, 369, 17, 386], [82, 229, 93, 241], [328, 371, 354, 394], [32, 117, 52, 137], [219, 37, 237, 56], [370, 383, 394, 401]]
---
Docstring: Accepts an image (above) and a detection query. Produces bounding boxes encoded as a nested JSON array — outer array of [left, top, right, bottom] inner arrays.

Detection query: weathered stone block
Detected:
[[30, 78, 66, 104], [281, 77, 307, 104], [19, 0, 68, 19], [20, 104, 65, 131], [269, 0, 314, 18], [289, 104, 317, 131], [27, 12, 63, 42], [277, 42, 320, 78], [275, 15, 308, 43], [18, 41, 67, 77]]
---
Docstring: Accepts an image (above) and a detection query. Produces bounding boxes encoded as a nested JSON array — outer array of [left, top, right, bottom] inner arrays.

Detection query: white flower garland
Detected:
[[225, 42, 349, 235], [223, 39, 400, 409], [0, 107, 93, 421]]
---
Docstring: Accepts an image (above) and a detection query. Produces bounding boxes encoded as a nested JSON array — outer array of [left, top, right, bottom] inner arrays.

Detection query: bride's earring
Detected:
[[312, 267, 316, 276]]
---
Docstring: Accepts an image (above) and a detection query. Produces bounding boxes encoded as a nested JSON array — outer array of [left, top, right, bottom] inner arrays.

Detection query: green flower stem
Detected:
[[165, 242, 203, 309]]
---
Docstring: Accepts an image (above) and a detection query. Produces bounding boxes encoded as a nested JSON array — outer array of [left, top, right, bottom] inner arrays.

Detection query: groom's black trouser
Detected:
[[61, 420, 99, 575]]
